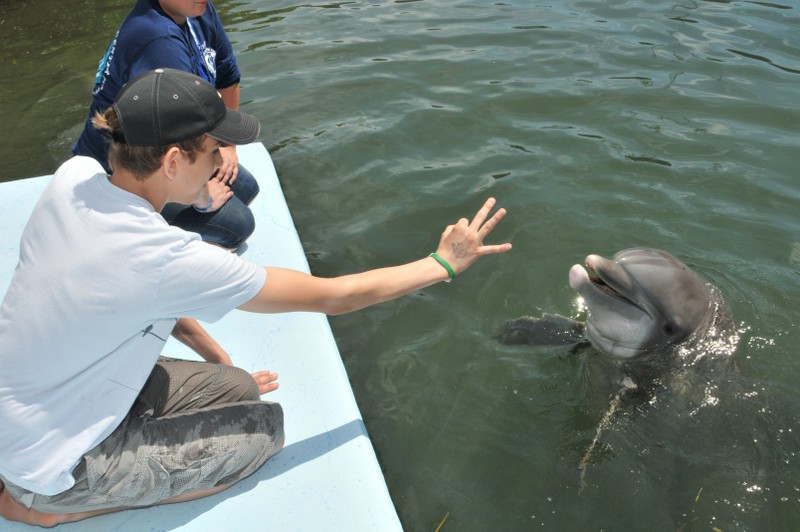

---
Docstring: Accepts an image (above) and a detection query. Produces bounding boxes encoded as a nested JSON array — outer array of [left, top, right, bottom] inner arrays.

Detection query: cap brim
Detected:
[[207, 109, 261, 145]]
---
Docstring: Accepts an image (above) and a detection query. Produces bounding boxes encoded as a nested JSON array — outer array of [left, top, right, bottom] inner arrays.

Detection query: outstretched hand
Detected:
[[435, 197, 512, 276]]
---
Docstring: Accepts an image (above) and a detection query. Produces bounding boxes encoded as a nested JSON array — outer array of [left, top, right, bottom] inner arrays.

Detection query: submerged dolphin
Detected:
[[497, 248, 736, 366]]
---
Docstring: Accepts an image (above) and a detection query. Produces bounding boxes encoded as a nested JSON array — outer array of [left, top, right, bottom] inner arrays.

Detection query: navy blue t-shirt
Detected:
[[73, 0, 241, 171]]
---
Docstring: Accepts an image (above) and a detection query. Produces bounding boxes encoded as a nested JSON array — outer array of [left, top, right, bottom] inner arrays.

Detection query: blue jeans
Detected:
[[161, 164, 260, 249]]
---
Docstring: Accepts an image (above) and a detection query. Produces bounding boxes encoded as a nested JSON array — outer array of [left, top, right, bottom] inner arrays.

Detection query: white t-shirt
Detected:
[[0, 157, 266, 495]]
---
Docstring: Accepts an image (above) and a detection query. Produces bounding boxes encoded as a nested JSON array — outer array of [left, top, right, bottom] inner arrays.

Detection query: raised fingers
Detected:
[[469, 197, 498, 230]]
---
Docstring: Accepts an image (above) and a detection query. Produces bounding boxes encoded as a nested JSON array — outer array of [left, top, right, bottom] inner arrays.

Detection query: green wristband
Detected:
[[429, 252, 456, 282]]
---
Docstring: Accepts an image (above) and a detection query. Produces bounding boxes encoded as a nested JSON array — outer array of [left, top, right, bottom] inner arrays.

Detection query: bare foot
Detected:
[[0, 479, 235, 527], [0, 481, 69, 527]]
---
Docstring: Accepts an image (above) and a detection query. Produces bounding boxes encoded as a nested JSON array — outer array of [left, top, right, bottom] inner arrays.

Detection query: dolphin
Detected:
[[569, 247, 724, 359], [497, 248, 740, 491], [497, 247, 736, 366]]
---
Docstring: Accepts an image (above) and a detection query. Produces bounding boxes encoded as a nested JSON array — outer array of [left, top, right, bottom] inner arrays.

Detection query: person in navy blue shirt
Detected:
[[73, 0, 259, 250]]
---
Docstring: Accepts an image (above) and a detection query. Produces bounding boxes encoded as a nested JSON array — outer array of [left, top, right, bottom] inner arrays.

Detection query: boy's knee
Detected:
[[219, 365, 260, 402], [215, 203, 255, 250]]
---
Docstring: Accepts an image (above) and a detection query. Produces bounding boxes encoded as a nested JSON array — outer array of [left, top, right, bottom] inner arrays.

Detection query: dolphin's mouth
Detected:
[[570, 257, 653, 358], [577, 258, 651, 318], [570, 256, 644, 314], [587, 266, 626, 299]]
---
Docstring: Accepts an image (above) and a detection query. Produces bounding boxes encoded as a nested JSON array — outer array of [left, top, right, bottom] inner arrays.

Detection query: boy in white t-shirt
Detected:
[[0, 68, 511, 526]]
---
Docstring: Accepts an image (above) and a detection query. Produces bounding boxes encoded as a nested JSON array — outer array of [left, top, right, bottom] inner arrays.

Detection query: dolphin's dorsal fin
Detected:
[[495, 313, 588, 350]]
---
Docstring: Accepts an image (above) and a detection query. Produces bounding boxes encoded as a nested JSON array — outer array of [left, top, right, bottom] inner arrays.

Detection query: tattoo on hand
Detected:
[[451, 242, 468, 259]]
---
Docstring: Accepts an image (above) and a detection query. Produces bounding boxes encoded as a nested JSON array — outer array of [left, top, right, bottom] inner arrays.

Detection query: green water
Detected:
[[1, 0, 798, 529]]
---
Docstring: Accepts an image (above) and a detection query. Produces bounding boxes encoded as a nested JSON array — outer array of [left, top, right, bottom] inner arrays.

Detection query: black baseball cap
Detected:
[[112, 68, 261, 146]]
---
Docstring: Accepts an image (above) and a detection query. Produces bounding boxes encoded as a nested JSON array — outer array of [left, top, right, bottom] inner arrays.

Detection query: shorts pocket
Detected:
[[159, 449, 239, 493], [83, 446, 172, 507]]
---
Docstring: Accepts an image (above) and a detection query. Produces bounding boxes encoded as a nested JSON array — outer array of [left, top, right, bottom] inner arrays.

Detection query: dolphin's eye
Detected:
[[663, 323, 676, 336]]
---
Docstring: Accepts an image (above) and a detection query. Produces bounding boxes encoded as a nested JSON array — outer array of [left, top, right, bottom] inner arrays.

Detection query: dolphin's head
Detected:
[[568, 248, 713, 359]]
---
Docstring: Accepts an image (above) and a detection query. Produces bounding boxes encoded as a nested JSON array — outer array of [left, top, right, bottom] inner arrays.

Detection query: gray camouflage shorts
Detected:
[[3, 357, 284, 513]]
